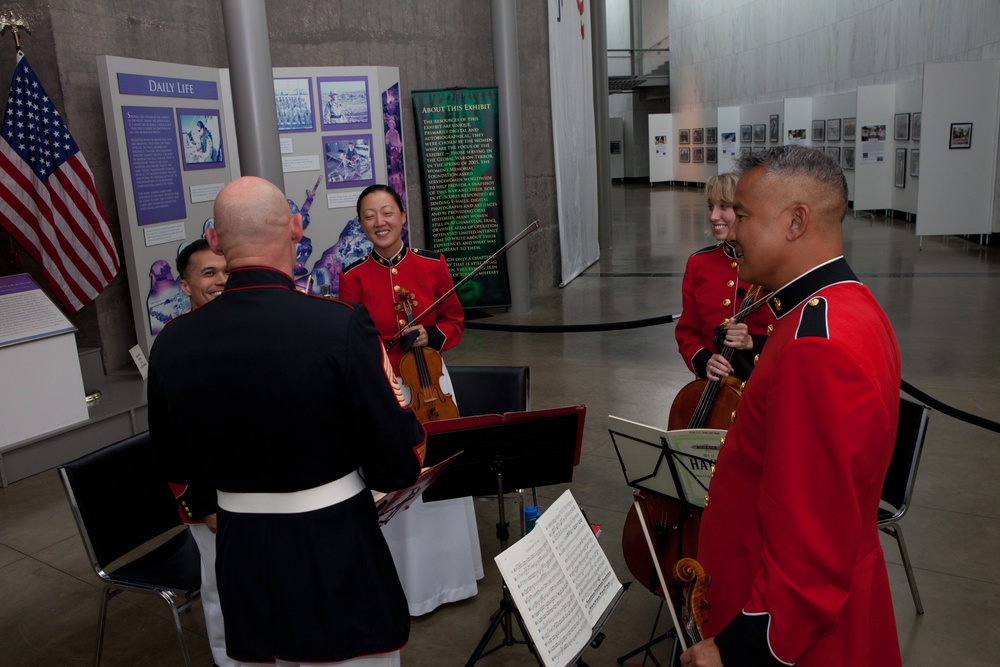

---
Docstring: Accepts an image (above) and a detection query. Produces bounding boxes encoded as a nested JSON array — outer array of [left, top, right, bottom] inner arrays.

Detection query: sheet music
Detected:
[[543, 491, 620, 623], [494, 490, 623, 667]]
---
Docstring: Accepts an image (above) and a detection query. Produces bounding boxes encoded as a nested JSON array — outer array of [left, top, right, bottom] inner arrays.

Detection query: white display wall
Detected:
[[649, 113, 674, 184], [811, 91, 858, 201], [854, 85, 896, 213], [716, 106, 740, 173], [892, 81, 922, 216], [917, 60, 1000, 237]]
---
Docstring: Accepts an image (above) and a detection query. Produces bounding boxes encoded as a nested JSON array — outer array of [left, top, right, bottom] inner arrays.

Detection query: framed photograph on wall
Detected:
[[274, 77, 315, 133], [894, 113, 910, 141], [679, 147, 691, 163], [843, 117, 857, 141], [177, 109, 225, 170], [679, 128, 691, 144], [827, 118, 841, 142], [826, 146, 841, 163], [910, 149, 920, 177], [811, 119, 826, 142], [894, 148, 907, 188], [317, 76, 371, 131], [692, 128, 705, 144], [842, 146, 855, 170], [739, 146, 753, 156], [753, 124, 766, 143], [912, 113, 921, 141], [740, 125, 752, 142], [693, 147, 705, 163], [769, 114, 780, 143], [323, 134, 375, 189], [950, 122, 972, 149], [705, 127, 717, 144], [706, 147, 718, 163]]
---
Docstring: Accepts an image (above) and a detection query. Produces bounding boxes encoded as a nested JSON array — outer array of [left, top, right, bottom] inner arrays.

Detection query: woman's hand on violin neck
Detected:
[[402, 324, 428, 347], [680, 637, 724, 667]]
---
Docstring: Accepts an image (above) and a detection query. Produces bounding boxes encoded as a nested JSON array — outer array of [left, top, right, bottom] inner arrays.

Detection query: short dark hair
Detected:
[[356, 184, 404, 217], [735, 145, 848, 216], [176, 238, 211, 280]]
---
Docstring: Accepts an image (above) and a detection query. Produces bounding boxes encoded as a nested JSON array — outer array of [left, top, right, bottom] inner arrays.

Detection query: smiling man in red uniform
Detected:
[[681, 146, 903, 667]]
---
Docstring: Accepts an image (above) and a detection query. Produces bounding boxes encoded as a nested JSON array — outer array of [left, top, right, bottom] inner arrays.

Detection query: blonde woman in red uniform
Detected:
[[339, 184, 483, 616], [675, 174, 774, 382]]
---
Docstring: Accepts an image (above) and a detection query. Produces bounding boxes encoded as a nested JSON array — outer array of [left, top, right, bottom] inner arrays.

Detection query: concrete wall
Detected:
[[0, 0, 557, 372], [669, 0, 1000, 111]]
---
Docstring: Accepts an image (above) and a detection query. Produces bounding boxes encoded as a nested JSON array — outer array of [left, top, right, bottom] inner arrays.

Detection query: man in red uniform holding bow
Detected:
[[681, 146, 903, 667]]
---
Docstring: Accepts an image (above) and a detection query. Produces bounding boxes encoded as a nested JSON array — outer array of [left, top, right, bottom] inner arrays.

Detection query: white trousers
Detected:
[[189, 522, 238, 667]]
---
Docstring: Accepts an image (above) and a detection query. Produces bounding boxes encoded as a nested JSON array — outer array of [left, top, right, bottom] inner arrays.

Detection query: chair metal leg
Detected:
[[93, 587, 114, 666], [880, 522, 924, 614], [157, 590, 195, 667]]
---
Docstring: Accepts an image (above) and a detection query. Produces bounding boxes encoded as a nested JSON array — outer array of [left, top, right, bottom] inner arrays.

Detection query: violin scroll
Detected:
[[673, 557, 712, 644]]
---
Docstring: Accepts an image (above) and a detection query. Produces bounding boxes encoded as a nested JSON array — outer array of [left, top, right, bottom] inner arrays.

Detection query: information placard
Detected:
[[412, 87, 510, 309]]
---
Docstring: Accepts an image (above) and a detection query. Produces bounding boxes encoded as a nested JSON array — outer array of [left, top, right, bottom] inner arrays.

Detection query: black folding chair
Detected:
[[59, 431, 202, 666], [879, 396, 930, 614], [448, 365, 535, 528]]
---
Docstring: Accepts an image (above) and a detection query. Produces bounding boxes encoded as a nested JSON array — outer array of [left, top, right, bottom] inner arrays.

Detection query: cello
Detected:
[[393, 287, 460, 424], [621, 286, 769, 611], [667, 284, 769, 430]]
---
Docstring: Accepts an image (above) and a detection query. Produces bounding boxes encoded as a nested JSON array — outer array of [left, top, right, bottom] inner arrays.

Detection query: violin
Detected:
[[673, 557, 712, 644], [394, 288, 459, 424]]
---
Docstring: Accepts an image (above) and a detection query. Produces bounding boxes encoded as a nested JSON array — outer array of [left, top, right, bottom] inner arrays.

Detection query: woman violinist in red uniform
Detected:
[[338, 184, 482, 616]]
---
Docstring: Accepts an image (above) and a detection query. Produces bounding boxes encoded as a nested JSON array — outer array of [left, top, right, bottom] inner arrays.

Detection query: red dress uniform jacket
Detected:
[[338, 246, 464, 373], [696, 258, 903, 667], [675, 243, 774, 381]]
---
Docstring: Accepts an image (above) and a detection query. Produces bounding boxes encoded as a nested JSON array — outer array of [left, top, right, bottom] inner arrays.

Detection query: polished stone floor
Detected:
[[1, 183, 998, 666]]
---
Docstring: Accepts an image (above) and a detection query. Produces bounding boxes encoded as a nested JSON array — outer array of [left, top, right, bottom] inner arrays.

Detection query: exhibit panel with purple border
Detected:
[[99, 56, 241, 355]]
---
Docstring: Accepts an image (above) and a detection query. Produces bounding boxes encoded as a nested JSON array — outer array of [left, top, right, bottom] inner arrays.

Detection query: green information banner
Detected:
[[412, 87, 510, 309]]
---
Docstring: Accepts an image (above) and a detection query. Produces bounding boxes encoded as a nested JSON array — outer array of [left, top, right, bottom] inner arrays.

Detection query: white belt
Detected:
[[217, 470, 365, 514]]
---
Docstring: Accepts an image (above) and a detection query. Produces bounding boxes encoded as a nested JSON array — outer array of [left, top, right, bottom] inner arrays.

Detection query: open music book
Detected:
[[494, 490, 623, 667], [372, 451, 461, 526]]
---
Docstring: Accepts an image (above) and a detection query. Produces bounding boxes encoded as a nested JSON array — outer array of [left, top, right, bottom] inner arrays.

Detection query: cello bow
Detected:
[[632, 494, 691, 653]]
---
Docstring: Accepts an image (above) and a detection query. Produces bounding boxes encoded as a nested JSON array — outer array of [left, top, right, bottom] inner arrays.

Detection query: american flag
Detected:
[[0, 52, 119, 312]]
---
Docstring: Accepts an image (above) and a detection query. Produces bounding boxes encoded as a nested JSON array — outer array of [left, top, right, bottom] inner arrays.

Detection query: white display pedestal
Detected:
[[0, 332, 89, 450]]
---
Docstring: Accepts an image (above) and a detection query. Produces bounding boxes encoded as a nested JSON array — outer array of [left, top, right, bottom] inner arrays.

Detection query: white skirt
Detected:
[[385, 365, 484, 616], [381, 494, 483, 616]]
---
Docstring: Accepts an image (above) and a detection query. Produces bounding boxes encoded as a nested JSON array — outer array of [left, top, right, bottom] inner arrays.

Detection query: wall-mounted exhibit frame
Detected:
[[894, 113, 911, 141], [827, 118, 841, 141], [811, 120, 825, 142], [843, 118, 857, 141], [949, 122, 973, 149], [894, 148, 907, 188]]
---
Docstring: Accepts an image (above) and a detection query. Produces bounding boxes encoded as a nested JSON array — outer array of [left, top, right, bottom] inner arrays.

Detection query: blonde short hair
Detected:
[[706, 173, 738, 206]]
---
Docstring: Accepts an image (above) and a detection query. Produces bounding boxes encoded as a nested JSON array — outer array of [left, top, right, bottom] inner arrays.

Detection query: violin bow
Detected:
[[632, 496, 690, 653], [385, 219, 540, 349]]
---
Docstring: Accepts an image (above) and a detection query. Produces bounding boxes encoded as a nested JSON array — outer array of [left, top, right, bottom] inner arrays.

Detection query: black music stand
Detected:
[[422, 405, 587, 666], [607, 417, 723, 666]]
